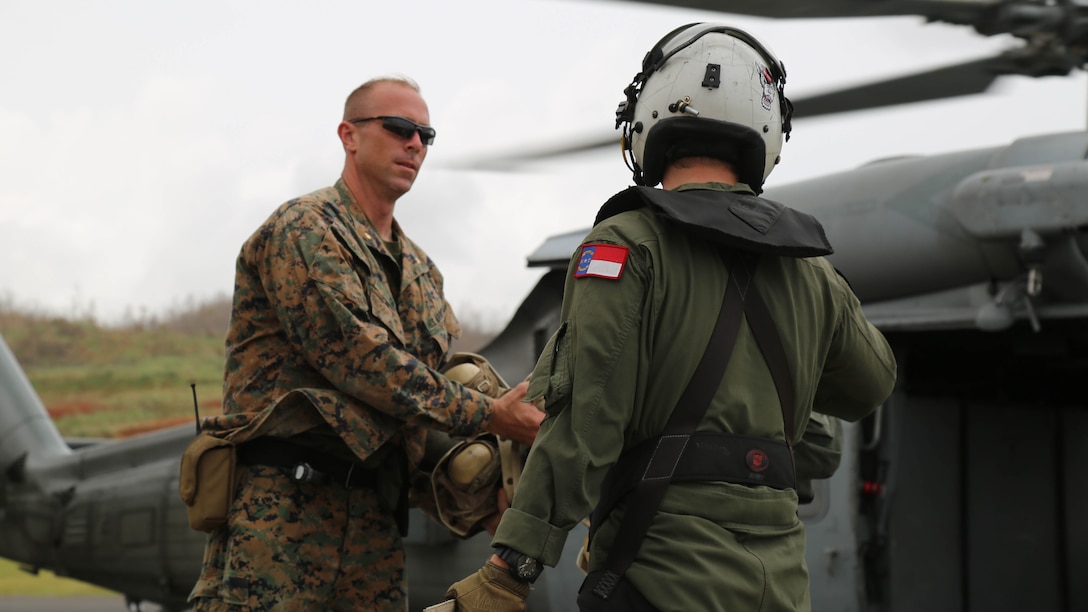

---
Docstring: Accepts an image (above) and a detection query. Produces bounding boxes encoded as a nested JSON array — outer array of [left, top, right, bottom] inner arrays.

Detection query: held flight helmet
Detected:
[[616, 23, 794, 192]]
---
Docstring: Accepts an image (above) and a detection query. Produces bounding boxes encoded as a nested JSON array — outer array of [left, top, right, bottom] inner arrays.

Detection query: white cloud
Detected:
[[0, 0, 1084, 324]]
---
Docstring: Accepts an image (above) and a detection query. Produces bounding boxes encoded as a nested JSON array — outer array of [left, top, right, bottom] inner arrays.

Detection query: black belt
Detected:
[[631, 430, 794, 489], [237, 437, 377, 489], [590, 430, 794, 543]]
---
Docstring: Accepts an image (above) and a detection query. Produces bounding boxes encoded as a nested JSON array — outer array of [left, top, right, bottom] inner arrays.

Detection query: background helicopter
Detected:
[[484, 2, 1088, 611], [2, 0, 1088, 611]]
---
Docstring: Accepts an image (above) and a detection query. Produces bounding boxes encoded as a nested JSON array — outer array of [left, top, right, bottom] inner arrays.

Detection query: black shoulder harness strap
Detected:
[[586, 250, 798, 602]]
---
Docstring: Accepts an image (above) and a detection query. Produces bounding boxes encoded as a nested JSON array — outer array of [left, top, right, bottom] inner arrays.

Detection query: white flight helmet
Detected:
[[616, 23, 793, 192]]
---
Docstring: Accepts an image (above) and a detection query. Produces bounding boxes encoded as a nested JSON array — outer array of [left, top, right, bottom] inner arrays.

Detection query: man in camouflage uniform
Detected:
[[188, 76, 543, 611]]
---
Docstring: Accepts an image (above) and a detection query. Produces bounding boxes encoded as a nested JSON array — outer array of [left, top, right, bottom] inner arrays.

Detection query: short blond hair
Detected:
[[343, 75, 421, 120]]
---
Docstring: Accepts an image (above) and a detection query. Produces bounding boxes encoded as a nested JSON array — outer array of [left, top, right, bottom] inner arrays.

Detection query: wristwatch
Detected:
[[493, 546, 543, 583]]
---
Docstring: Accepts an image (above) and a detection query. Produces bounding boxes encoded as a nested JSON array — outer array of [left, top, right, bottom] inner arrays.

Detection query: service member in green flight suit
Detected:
[[437, 24, 897, 612]]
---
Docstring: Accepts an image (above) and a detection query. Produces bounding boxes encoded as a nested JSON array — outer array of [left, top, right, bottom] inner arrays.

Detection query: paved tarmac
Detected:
[[0, 597, 172, 611]]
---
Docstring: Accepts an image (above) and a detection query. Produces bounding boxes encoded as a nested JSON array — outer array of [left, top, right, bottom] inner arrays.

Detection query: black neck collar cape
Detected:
[[595, 186, 833, 258]]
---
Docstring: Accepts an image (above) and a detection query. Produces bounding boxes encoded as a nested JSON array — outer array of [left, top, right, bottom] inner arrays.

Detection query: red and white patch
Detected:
[[574, 244, 629, 280]]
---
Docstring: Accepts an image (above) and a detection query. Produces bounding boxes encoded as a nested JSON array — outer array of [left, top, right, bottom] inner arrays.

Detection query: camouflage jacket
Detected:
[[203, 179, 493, 493]]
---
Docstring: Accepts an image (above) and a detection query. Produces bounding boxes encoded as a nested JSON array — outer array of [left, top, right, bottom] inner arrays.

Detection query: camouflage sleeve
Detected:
[[254, 202, 493, 437]]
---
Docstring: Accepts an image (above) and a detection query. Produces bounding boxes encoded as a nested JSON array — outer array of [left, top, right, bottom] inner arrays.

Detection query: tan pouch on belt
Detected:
[[178, 433, 238, 532]]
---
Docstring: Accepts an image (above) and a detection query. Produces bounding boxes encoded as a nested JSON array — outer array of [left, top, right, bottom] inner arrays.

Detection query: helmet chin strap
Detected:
[[621, 131, 647, 186]]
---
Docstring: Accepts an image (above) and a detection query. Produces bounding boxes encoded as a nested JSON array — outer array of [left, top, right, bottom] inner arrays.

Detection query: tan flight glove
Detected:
[[436, 560, 530, 611]]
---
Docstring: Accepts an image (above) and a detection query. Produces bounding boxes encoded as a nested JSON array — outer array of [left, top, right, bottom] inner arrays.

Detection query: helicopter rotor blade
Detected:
[[795, 56, 1003, 119], [459, 53, 1010, 170], [611, 0, 993, 24]]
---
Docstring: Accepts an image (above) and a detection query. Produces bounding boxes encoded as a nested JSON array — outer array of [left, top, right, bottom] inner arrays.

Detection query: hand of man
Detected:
[[485, 381, 543, 445], [438, 560, 530, 612], [481, 487, 510, 536]]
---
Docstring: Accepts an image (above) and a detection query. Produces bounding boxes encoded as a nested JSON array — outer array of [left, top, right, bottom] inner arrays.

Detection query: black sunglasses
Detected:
[[348, 116, 436, 146]]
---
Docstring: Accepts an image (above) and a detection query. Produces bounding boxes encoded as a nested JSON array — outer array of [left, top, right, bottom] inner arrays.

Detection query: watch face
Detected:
[[517, 555, 540, 579]]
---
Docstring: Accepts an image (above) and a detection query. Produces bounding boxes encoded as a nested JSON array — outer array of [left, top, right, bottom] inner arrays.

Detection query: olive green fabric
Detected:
[[793, 411, 846, 503], [795, 412, 844, 482], [493, 182, 896, 611]]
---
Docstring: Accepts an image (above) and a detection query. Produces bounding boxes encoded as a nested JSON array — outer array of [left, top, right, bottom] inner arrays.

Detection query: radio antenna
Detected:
[[190, 383, 201, 436]]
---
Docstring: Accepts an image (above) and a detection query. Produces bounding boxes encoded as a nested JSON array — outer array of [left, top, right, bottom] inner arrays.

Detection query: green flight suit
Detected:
[[493, 182, 896, 611]]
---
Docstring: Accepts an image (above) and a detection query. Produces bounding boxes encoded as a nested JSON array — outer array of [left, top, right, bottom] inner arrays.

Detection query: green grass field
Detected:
[[4, 313, 227, 439], [0, 558, 115, 597]]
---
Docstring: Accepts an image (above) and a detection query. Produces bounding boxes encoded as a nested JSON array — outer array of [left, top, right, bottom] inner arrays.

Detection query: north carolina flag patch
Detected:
[[574, 244, 629, 280]]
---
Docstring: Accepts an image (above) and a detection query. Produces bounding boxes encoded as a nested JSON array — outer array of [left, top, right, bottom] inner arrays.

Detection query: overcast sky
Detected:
[[2, 0, 1085, 329]]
